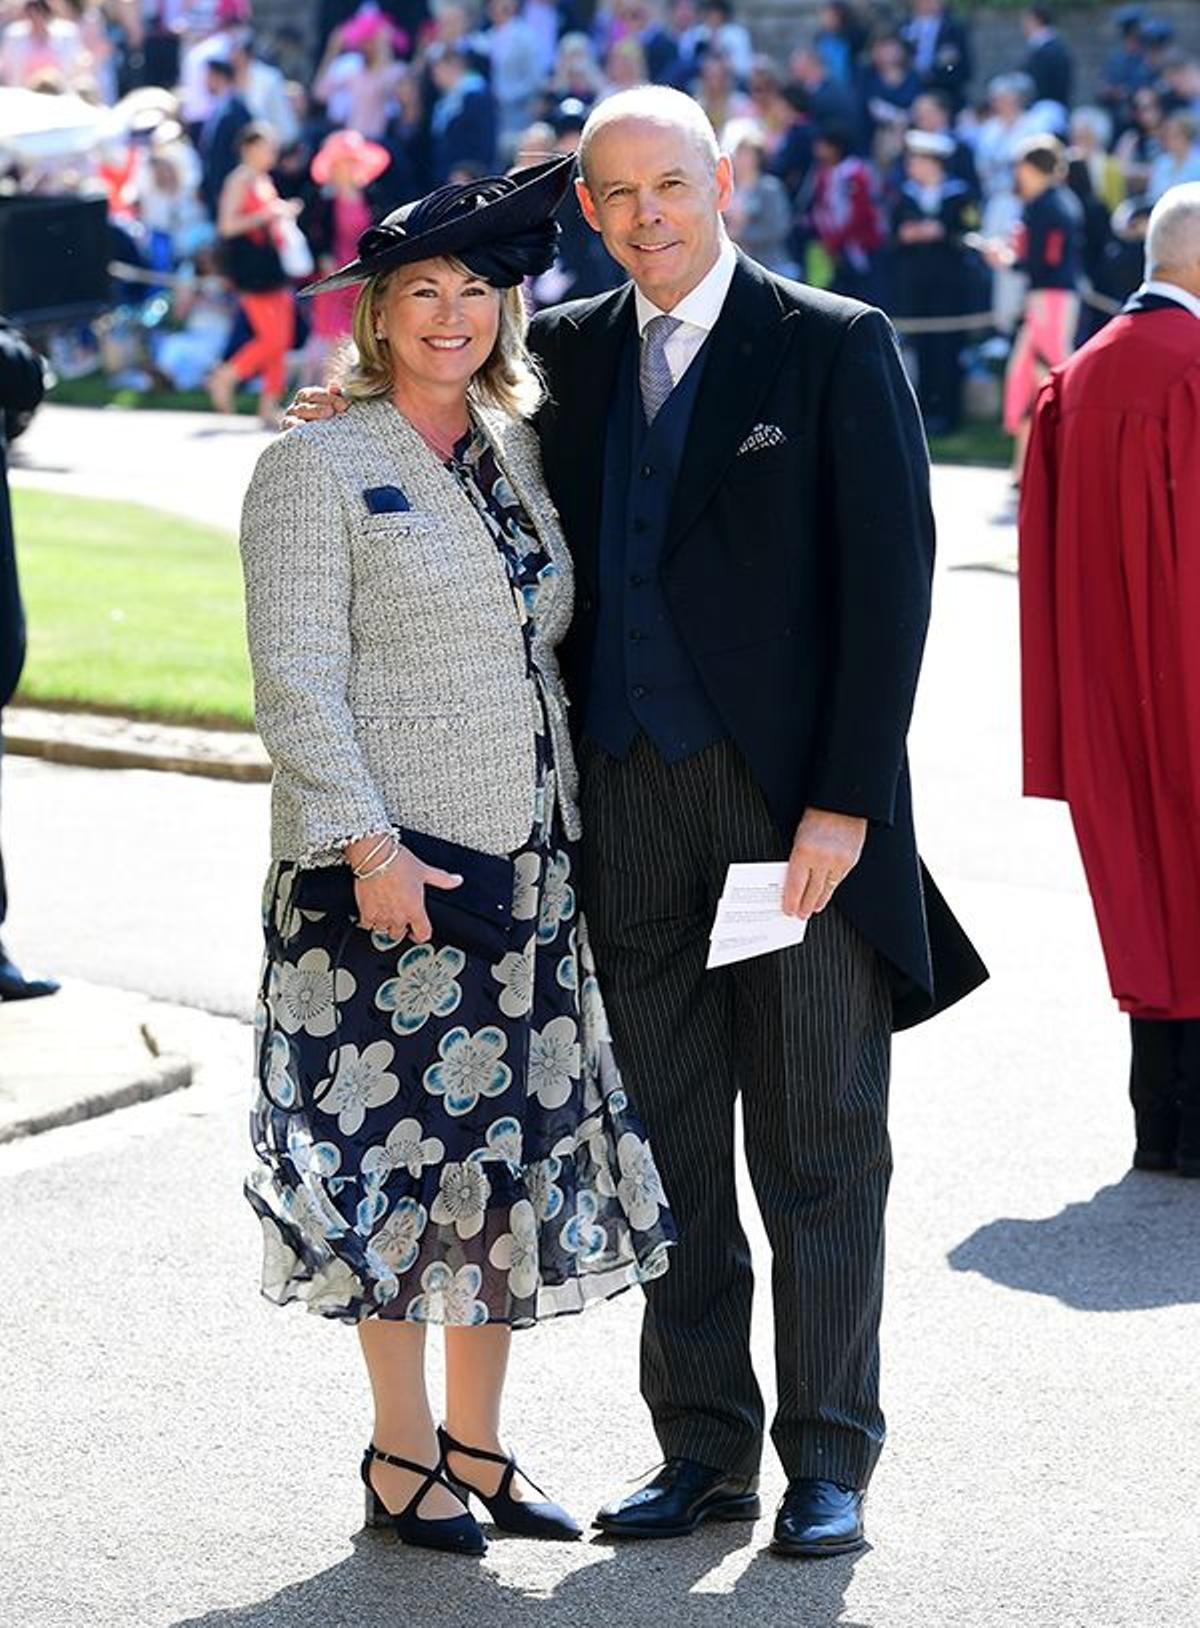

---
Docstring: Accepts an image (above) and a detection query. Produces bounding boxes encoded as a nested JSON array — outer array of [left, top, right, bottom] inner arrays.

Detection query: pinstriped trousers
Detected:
[[580, 734, 893, 1489]]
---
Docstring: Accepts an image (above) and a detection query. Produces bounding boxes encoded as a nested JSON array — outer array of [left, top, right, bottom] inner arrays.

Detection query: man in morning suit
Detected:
[[526, 87, 987, 1556], [1019, 183, 1200, 1179]]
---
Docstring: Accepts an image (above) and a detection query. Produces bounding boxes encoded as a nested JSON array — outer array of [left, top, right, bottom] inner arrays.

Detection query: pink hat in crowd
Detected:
[[340, 4, 409, 53], [311, 128, 393, 188], [214, 0, 251, 25]]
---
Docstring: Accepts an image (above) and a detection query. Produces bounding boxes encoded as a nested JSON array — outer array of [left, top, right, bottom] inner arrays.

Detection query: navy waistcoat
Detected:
[[584, 323, 727, 761]]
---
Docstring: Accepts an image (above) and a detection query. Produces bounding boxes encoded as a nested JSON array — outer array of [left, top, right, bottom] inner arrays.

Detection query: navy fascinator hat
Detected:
[[299, 153, 576, 296]]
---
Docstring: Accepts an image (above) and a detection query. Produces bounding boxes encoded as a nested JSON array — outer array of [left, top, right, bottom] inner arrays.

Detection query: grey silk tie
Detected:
[[639, 314, 682, 425]]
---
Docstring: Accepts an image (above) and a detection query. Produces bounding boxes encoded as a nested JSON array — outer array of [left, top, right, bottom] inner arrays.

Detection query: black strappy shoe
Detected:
[[361, 1443, 487, 1555], [437, 1425, 582, 1541]]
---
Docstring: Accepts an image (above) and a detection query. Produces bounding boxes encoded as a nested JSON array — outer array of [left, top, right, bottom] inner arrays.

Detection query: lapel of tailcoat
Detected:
[[663, 252, 797, 561], [551, 283, 637, 598]]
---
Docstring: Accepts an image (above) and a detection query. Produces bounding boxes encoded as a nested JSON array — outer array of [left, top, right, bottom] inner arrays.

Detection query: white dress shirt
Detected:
[[1137, 280, 1200, 320], [634, 238, 739, 388]]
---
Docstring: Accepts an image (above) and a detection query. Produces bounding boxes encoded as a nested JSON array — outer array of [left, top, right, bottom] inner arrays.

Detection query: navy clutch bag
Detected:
[[294, 830, 515, 954]]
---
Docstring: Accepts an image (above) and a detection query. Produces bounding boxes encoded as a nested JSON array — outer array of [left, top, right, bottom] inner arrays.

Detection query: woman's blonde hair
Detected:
[[339, 258, 543, 419]]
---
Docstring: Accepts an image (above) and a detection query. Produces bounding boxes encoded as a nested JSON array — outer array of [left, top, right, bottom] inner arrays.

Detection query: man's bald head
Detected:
[[1145, 182, 1200, 297], [578, 85, 720, 186]]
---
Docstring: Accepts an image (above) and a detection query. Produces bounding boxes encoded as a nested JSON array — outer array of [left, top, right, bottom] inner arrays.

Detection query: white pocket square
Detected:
[[736, 423, 788, 456]]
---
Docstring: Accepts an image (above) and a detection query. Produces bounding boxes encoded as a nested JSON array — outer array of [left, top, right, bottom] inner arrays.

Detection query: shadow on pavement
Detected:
[[11, 455, 72, 473], [947, 1170, 1200, 1310], [188, 423, 269, 440], [946, 560, 1016, 576], [171, 1525, 870, 1628]]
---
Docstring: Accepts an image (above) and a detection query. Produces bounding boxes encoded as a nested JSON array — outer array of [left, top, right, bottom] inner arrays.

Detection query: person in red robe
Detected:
[[1019, 181, 1200, 1177]]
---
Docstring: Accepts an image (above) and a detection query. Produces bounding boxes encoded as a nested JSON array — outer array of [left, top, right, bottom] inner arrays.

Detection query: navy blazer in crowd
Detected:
[[1023, 32, 1073, 108], [902, 11, 973, 106]]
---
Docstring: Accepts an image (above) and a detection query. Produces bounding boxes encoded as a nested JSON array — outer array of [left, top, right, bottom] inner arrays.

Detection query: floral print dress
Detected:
[[245, 425, 675, 1326]]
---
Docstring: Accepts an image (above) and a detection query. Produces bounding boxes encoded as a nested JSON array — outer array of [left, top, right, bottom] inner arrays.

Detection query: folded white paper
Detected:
[[706, 862, 808, 969]]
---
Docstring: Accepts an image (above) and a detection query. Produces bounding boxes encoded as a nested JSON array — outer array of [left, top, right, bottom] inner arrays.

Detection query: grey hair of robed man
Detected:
[[578, 86, 721, 184], [1145, 182, 1200, 277]]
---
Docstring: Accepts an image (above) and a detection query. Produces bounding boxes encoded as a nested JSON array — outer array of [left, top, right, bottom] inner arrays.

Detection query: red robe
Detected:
[[1020, 306, 1200, 1018]]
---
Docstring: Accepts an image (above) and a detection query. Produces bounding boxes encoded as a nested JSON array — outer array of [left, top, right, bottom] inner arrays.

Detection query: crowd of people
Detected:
[[3, 0, 1200, 430]]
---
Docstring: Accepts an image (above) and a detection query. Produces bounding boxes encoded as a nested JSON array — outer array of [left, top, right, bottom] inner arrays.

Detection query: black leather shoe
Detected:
[[0, 951, 59, 1002], [771, 1479, 865, 1558], [594, 1457, 760, 1539]]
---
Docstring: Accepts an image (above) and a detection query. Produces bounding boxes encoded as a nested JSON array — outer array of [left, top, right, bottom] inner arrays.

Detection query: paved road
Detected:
[[2, 455, 1198, 1628], [13, 403, 272, 534], [4, 756, 267, 1017]]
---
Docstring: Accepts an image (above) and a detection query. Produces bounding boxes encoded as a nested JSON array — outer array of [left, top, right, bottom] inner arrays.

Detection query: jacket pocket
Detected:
[[358, 512, 440, 540], [352, 711, 466, 729]]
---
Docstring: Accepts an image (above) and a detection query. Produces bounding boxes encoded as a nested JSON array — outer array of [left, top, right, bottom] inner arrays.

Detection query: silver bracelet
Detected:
[[351, 832, 393, 875], [354, 839, 403, 882]]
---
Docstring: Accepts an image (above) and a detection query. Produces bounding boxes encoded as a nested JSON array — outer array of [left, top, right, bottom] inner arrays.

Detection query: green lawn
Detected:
[[927, 420, 1010, 468], [48, 374, 259, 415], [13, 488, 253, 728]]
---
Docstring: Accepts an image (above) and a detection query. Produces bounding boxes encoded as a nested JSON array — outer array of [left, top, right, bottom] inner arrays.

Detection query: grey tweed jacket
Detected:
[[239, 394, 579, 865]]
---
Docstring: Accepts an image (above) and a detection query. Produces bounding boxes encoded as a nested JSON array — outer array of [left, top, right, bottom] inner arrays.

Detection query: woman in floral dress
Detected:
[[238, 157, 674, 1558]]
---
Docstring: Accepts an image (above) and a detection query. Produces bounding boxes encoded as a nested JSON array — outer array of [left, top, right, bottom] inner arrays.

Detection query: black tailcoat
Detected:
[[528, 253, 986, 1029], [0, 322, 46, 710]]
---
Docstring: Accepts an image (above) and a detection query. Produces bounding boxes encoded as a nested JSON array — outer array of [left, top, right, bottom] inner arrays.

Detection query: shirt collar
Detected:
[[634, 238, 738, 337], [1139, 279, 1200, 320]]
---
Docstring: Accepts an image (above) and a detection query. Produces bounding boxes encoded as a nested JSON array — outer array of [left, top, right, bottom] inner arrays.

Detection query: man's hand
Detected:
[[782, 808, 868, 920], [282, 381, 349, 430]]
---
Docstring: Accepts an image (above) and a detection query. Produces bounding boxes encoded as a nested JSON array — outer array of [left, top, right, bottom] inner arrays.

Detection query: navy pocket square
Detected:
[[364, 484, 411, 514]]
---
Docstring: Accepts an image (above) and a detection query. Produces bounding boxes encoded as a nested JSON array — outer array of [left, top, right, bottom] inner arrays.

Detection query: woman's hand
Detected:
[[283, 382, 349, 427], [346, 835, 463, 943]]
